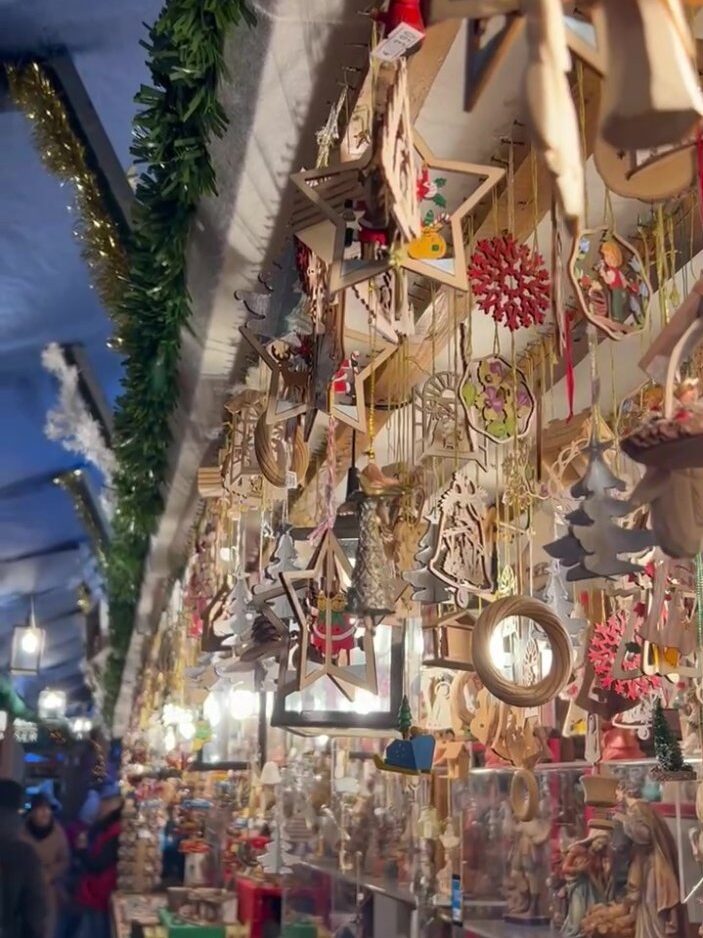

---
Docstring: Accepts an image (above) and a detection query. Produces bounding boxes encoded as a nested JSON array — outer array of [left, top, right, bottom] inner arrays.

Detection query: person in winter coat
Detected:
[[0, 779, 47, 938], [75, 784, 122, 938], [21, 793, 70, 938]]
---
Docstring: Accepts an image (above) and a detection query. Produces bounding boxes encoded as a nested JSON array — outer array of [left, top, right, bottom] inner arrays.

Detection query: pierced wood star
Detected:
[[280, 529, 379, 696], [293, 135, 505, 294], [239, 325, 311, 426], [291, 152, 387, 294], [404, 132, 505, 291], [330, 329, 396, 435], [305, 327, 396, 439]]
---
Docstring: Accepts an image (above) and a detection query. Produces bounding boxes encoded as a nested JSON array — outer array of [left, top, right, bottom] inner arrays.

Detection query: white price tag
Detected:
[[372, 23, 424, 62], [285, 471, 298, 489]]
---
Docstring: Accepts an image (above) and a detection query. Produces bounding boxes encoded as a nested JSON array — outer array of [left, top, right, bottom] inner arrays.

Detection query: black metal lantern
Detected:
[[270, 622, 405, 736]]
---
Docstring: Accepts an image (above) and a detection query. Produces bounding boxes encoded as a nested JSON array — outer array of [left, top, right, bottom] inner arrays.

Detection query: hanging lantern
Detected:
[[270, 622, 405, 736], [38, 688, 66, 721], [11, 599, 45, 675], [70, 716, 93, 740]]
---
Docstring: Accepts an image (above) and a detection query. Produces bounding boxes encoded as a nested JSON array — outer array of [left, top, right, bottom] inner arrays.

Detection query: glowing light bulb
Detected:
[[21, 630, 39, 655], [352, 690, 377, 715], [489, 629, 508, 670], [164, 727, 176, 751], [180, 720, 195, 741], [229, 688, 257, 719], [203, 692, 221, 727]]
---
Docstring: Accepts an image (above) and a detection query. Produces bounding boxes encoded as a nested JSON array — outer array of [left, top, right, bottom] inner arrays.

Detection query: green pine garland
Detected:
[[105, 0, 255, 719]]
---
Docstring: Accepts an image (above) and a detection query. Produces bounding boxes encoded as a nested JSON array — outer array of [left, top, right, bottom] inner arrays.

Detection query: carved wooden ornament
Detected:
[[429, 472, 493, 603], [280, 530, 378, 696], [414, 371, 487, 466], [403, 133, 504, 291], [291, 153, 386, 294], [459, 354, 535, 445], [328, 329, 396, 435], [422, 607, 475, 671], [380, 59, 421, 243], [569, 227, 651, 341], [240, 326, 310, 426]]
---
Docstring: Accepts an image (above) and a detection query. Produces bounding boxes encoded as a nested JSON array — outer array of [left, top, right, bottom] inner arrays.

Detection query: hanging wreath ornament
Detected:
[[469, 234, 551, 331]]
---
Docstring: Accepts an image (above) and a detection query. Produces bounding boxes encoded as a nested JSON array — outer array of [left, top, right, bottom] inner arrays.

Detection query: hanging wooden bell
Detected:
[[347, 497, 397, 616], [599, 0, 703, 149]]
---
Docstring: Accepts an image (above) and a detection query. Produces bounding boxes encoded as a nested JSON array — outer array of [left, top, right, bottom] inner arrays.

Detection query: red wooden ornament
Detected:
[[469, 234, 550, 331], [588, 610, 660, 701]]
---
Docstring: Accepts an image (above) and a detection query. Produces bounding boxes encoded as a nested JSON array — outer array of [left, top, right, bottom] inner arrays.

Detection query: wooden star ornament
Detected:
[[291, 152, 388, 294], [403, 133, 504, 291], [240, 325, 310, 426], [280, 529, 378, 696]]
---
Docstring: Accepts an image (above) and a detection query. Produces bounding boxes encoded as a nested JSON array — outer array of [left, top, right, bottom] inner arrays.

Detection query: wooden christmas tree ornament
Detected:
[[545, 438, 654, 580]]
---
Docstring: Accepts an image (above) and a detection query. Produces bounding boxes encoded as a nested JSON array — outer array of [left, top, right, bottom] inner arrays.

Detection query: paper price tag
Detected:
[[285, 471, 298, 490], [372, 23, 424, 62]]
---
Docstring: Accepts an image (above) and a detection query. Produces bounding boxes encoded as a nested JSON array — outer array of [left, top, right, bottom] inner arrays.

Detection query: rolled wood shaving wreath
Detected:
[[472, 595, 572, 708], [510, 768, 539, 822], [291, 423, 309, 481], [450, 671, 476, 732], [254, 414, 287, 487]]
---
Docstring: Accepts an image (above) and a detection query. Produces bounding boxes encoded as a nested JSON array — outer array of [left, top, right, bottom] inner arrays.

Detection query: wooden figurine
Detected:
[[561, 821, 615, 938], [504, 811, 552, 924], [620, 797, 689, 936]]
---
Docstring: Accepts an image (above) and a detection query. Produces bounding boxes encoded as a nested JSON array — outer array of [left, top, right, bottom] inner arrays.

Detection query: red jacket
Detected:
[[75, 812, 121, 911]]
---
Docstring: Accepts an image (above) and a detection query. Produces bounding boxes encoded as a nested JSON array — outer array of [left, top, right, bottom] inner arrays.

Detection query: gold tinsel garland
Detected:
[[6, 62, 128, 318], [54, 469, 107, 562]]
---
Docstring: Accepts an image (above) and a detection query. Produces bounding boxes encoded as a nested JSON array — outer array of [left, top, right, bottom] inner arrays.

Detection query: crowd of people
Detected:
[[0, 779, 122, 938]]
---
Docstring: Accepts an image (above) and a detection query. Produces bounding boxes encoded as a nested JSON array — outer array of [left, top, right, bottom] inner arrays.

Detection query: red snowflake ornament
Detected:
[[469, 234, 550, 331], [587, 610, 660, 700]]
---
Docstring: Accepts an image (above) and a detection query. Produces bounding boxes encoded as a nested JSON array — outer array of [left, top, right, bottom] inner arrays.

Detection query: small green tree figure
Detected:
[[398, 695, 413, 740], [652, 700, 694, 779]]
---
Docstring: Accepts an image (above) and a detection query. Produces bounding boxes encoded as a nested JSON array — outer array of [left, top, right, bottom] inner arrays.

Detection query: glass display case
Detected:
[[279, 742, 421, 938], [458, 759, 702, 938]]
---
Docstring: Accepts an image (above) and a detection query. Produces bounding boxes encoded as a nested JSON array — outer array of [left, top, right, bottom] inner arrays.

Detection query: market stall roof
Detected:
[[0, 0, 162, 709]]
